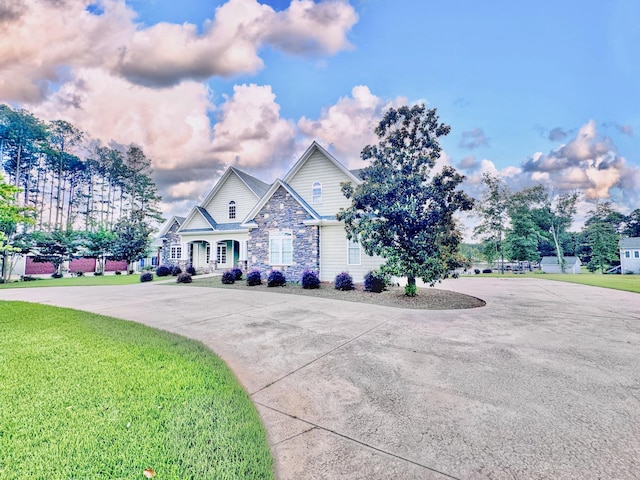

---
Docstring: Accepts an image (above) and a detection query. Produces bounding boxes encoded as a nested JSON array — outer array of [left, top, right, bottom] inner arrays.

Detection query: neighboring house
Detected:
[[540, 256, 582, 274], [173, 141, 383, 282], [619, 237, 640, 274]]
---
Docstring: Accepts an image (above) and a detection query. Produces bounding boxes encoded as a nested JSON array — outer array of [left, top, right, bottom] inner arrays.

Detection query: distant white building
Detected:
[[540, 256, 582, 274], [619, 237, 640, 274]]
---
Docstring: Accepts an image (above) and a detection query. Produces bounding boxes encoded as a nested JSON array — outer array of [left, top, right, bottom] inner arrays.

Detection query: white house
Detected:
[[619, 237, 640, 274], [172, 142, 383, 282], [540, 256, 582, 274]]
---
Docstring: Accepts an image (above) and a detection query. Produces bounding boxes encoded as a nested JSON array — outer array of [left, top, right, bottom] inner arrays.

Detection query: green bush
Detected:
[[140, 272, 154, 282]]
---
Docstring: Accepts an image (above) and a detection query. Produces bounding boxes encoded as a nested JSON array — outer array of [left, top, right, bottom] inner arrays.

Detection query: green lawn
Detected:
[[470, 271, 640, 294], [0, 273, 165, 289], [0, 301, 274, 480]]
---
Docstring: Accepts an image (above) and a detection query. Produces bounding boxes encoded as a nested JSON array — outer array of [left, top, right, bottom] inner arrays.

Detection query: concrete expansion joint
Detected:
[[254, 402, 461, 479], [250, 315, 401, 396]]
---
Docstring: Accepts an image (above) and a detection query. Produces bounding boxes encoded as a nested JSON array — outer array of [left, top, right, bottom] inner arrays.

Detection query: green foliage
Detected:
[[581, 202, 621, 273], [23, 229, 82, 275], [474, 173, 510, 267], [404, 283, 418, 297], [0, 302, 273, 479], [623, 209, 640, 237], [111, 212, 153, 266], [338, 104, 473, 291]]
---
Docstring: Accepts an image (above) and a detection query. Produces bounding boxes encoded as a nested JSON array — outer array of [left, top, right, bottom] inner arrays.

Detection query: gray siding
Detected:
[[319, 224, 383, 283], [287, 150, 353, 217], [203, 173, 258, 224]]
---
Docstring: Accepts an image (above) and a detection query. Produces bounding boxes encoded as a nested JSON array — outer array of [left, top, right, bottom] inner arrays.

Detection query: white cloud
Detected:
[[298, 85, 406, 167], [0, 0, 358, 100]]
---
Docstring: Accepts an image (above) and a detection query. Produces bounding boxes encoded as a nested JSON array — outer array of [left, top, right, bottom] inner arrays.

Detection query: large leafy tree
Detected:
[[525, 188, 579, 272], [111, 212, 154, 271], [337, 104, 474, 295], [473, 173, 511, 272], [580, 202, 623, 273], [622, 209, 640, 237], [0, 175, 35, 281], [25, 229, 82, 276]]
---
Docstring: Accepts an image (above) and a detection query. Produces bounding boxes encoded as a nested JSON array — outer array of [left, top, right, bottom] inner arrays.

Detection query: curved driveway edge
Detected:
[[2, 278, 639, 479]]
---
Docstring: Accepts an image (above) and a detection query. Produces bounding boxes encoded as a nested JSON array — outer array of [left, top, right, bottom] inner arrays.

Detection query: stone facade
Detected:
[[160, 220, 182, 266], [247, 186, 319, 282]]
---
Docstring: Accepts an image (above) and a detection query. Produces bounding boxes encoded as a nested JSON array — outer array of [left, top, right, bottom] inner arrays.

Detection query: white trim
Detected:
[[312, 181, 322, 204], [269, 230, 293, 266], [200, 167, 262, 210]]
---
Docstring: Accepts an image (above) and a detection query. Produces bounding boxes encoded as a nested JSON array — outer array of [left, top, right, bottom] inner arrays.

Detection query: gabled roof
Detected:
[[283, 141, 362, 185], [620, 237, 640, 249], [241, 179, 321, 226], [200, 166, 269, 209], [157, 215, 186, 238], [177, 206, 216, 233], [540, 256, 581, 265]]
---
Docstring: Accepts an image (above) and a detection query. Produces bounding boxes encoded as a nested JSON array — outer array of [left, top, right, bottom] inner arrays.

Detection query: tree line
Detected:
[[473, 173, 640, 273], [0, 104, 163, 280]]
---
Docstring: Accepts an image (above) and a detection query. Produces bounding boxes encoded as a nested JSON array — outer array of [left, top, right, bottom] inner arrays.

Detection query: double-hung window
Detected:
[[269, 231, 293, 265], [635, 251, 640, 259], [625, 251, 630, 258], [170, 244, 182, 260], [347, 238, 361, 265]]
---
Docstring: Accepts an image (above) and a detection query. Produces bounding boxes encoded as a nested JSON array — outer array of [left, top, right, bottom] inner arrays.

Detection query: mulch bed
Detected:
[[182, 276, 486, 310]]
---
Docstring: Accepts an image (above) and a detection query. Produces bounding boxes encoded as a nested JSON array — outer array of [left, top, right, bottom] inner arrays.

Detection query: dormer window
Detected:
[[312, 181, 322, 204], [228, 201, 236, 219]]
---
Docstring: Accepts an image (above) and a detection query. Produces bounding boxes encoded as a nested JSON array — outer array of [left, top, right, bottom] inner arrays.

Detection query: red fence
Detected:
[[25, 257, 56, 275], [105, 260, 128, 272], [69, 258, 97, 273]]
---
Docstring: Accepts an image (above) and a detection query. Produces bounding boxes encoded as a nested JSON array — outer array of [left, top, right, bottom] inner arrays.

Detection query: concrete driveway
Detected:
[[1, 277, 639, 479]]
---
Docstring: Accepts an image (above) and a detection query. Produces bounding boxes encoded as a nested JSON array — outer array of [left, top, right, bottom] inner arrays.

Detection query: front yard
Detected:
[[0, 301, 273, 479]]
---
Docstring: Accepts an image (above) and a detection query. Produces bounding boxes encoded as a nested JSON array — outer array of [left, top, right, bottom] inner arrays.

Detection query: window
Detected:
[[228, 201, 236, 220], [635, 251, 639, 259], [170, 245, 182, 260], [347, 239, 361, 265], [217, 242, 227, 264], [626, 251, 631, 258], [206, 244, 211, 263], [269, 231, 293, 265], [312, 181, 322, 204]]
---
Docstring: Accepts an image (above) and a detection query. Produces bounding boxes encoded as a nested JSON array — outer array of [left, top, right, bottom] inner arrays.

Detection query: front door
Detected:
[[217, 242, 228, 268]]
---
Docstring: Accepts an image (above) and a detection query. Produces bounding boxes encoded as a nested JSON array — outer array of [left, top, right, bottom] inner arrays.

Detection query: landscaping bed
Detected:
[[183, 275, 486, 310]]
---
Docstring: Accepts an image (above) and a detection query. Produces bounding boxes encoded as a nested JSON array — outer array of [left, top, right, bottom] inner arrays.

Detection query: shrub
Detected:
[[176, 273, 192, 283], [482, 269, 492, 274], [334, 272, 354, 291], [156, 265, 171, 277], [171, 266, 182, 276], [474, 269, 480, 275], [267, 270, 286, 287], [186, 266, 196, 276], [364, 271, 386, 293], [140, 272, 153, 282], [21, 275, 37, 282], [73, 271, 84, 277], [51, 272, 63, 279], [230, 268, 243, 281], [246, 270, 262, 286], [404, 283, 417, 297], [93, 271, 103, 276], [301, 270, 320, 289], [128, 270, 134, 275], [114, 271, 122, 275], [221, 270, 236, 284]]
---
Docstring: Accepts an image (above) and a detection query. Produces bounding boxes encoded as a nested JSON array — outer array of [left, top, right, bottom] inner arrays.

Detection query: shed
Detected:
[[540, 256, 582, 274]]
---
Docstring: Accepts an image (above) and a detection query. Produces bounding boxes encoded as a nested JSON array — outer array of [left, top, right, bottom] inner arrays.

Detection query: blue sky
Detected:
[[2, 0, 639, 227]]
